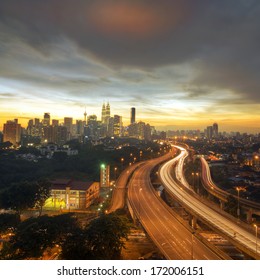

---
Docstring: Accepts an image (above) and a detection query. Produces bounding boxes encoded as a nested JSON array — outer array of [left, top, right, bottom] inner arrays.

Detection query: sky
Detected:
[[0, 0, 260, 132]]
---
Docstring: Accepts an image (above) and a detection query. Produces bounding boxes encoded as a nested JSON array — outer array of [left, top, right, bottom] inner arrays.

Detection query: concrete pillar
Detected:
[[220, 200, 224, 210], [192, 216, 197, 229], [246, 208, 253, 224]]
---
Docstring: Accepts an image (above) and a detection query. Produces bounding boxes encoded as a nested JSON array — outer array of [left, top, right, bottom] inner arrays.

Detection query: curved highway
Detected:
[[107, 162, 143, 214], [160, 145, 260, 259], [128, 151, 223, 260], [200, 157, 260, 210]]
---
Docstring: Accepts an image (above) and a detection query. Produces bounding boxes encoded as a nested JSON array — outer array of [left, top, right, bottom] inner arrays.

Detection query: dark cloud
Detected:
[[0, 0, 260, 103]]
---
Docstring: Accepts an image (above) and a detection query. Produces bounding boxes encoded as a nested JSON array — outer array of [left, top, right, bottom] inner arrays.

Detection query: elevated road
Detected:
[[128, 152, 224, 260], [200, 157, 260, 212], [159, 145, 260, 259], [107, 162, 143, 214]]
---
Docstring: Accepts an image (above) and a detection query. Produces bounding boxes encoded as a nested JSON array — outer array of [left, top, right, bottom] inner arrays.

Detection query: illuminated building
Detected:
[[113, 115, 122, 137], [3, 119, 21, 146], [100, 164, 110, 187], [43, 113, 50, 126], [46, 179, 100, 210]]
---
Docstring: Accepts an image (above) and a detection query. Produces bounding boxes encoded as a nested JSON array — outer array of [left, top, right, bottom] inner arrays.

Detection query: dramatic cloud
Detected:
[[0, 0, 260, 131]]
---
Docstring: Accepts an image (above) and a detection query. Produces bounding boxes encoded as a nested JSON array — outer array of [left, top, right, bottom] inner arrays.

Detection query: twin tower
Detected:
[[101, 102, 136, 125]]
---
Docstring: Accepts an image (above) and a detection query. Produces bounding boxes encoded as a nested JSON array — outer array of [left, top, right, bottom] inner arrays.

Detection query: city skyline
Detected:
[[1, 1, 260, 133]]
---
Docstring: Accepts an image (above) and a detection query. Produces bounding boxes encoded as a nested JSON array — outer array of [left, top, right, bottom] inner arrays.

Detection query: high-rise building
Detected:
[[52, 119, 59, 126], [100, 164, 110, 187], [76, 120, 84, 136], [113, 115, 122, 137], [144, 124, 152, 141], [86, 115, 99, 140], [213, 123, 218, 138], [43, 113, 50, 126], [206, 126, 213, 140], [34, 118, 40, 127], [3, 119, 21, 146], [101, 102, 111, 124], [64, 117, 73, 140], [107, 117, 114, 137], [131, 107, 136, 124], [101, 103, 106, 124]]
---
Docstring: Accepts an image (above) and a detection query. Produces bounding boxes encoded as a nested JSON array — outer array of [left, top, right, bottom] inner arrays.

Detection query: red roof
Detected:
[[51, 179, 94, 191]]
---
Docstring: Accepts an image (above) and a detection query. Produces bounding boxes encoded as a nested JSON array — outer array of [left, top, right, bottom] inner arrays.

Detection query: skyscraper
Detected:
[[64, 117, 73, 140], [105, 102, 110, 125], [43, 113, 50, 126], [206, 126, 213, 140], [113, 115, 122, 137], [3, 119, 21, 145], [131, 107, 136, 124], [101, 103, 106, 124], [213, 123, 219, 138]]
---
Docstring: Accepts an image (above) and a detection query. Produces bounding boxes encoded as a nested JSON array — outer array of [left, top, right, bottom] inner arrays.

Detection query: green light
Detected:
[[101, 164, 105, 169]]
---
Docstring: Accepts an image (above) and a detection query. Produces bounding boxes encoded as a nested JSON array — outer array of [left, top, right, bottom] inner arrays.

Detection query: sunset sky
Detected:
[[0, 0, 260, 132]]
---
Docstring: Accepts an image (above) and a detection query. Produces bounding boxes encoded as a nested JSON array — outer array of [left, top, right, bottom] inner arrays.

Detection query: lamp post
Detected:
[[139, 188, 143, 222], [196, 172, 199, 194], [121, 157, 124, 169], [191, 231, 195, 260], [191, 172, 195, 188], [114, 167, 117, 180], [236, 186, 246, 220], [254, 224, 258, 254]]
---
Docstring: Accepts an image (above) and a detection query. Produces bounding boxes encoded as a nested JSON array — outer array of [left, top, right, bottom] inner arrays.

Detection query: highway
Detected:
[[159, 145, 260, 259], [128, 151, 223, 260], [200, 156, 260, 210], [107, 162, 143, 214]]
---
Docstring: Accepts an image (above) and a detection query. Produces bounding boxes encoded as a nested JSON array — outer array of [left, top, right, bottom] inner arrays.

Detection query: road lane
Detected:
[[128, 152, 222, 260], [160, 145, 260, 259]]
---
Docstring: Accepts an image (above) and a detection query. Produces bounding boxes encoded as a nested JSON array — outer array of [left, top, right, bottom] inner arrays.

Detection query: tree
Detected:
[[61, 213, 130, 260], [0, 213, 20, 234], [34, 179, 51, 216], [0, 179, 51, 216], [1, 214, 78, 259], [0, 181, 37, 215]]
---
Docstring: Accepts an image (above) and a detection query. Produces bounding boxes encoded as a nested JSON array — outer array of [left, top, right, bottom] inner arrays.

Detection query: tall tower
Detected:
[[106, 102, 110, 120], [84, 107, 87, 123], [101, 103, 106, 124], [131, 107, 136, 124]]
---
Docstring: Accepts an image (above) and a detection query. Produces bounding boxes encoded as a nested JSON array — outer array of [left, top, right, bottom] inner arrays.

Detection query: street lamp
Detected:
[[121, 158, 124, 169], [139, 188, 143, 222], [236, 186, 246, 220], [254, 224, 258, 254], [196, 172, 199, 193], [114, 167, 118, 180], [191, 231, 195, 260]]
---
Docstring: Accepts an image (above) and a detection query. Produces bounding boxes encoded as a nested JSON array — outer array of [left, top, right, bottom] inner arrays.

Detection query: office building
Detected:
[[100, 164, 110, 187], [3, 119, 21, 146], [43, 113, 50, 126], [131, 107, 136, 124], [213, 123, 219, 138]]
